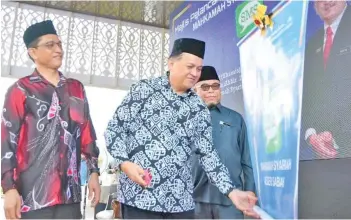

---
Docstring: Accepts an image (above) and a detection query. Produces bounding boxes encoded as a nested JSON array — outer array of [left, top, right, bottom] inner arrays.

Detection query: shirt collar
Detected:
[[30, 69, 66, 86], [208, 103, 222, 113], [165, 71, 196, 97], [324, 5, 347, 34]]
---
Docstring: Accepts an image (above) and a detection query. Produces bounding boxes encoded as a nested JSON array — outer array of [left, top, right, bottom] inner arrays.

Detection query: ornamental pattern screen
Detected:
[[1, 2, 170, 90]]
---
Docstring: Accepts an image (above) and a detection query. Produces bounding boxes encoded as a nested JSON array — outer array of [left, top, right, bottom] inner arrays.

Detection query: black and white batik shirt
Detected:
[[105, 74, 235, 213]]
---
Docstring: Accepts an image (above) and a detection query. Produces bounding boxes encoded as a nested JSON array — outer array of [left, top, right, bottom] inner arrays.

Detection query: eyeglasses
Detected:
[[200, 83, 220, 91], [35, 41, 63, 50]]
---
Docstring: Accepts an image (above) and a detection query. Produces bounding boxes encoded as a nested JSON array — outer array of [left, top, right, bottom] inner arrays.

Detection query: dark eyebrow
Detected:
[[43, 40, 62, 44]]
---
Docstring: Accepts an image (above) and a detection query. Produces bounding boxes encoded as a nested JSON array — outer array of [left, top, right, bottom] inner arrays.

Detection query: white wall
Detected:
[[0, 76, 128, 168]]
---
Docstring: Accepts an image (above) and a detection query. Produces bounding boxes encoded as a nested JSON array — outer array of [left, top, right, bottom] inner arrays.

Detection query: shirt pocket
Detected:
[[217, 124, 241, 155], [69, 96, 85, 124]]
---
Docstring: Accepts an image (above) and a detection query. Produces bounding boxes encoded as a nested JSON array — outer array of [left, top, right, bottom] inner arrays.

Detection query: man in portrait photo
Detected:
[[301, 0, 351, 160]]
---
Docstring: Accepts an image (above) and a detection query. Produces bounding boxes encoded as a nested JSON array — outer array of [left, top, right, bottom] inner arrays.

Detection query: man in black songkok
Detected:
[[105, 37, 259, 219], [193, 66, 256, 219]]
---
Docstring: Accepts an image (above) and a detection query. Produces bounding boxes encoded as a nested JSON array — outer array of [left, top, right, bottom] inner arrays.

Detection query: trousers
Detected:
[[122, 204, 194, 219], [21, 203, 81, 219], [195, 202, 244, 219]]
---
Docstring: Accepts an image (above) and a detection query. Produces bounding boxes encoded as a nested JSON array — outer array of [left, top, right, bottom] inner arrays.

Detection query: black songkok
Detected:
[[198, 66, 220, 82], [23, 20, 57, 48], [170, 38, 205, 59]]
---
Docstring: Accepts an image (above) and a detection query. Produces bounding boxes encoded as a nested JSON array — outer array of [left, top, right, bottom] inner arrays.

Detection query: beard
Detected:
[[207, 103, 217, 109]]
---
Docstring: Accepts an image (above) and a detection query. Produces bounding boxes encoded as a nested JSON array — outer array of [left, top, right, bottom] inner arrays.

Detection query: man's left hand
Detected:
[[229, 189, 260, 219], [88, 173, 101, 207]]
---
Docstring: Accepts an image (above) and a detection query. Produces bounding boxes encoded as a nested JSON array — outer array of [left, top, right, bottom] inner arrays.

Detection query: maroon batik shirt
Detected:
[[1, 70, 99, 212]]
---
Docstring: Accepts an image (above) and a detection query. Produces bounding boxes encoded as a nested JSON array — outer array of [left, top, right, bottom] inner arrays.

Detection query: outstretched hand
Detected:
[[229, 189, 260, 219]]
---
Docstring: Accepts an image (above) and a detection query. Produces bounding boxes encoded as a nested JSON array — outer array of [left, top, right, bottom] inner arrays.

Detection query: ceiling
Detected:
[[17, 1, 184, 29]]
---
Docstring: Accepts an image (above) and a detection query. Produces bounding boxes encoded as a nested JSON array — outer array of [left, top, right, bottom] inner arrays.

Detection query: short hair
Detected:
[[168, 52, 183, 60], [27, 37, 41, 62]]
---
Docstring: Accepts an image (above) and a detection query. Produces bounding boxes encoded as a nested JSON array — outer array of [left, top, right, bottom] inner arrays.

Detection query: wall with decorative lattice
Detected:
[[1, 1, 171, 90]]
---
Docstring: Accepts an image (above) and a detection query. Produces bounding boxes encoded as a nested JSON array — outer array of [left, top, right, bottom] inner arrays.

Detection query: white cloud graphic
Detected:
[[239, 31, 302, 145]]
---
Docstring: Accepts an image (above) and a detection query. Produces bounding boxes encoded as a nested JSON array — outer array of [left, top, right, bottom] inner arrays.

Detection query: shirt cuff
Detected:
[[116, 158, 130, 171], [225, 185, 236, 197], [2, 176, 17, 194], [86, 157, 99, 170]]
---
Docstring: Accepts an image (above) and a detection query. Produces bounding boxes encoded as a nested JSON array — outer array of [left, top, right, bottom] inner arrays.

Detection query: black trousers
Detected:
[[194, 202, 244, 219], [21, 203, 81, 219], [122, 204, 194, 219]]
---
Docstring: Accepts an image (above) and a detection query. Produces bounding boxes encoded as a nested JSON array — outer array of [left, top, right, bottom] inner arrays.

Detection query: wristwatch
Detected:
[[90, 168, 100, 176]]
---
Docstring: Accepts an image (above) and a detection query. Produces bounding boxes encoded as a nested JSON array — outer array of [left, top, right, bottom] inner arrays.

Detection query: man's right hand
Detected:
[[228, 189, 259, 219], [4, 188, 22, 220], [120, 161, 148, 187]]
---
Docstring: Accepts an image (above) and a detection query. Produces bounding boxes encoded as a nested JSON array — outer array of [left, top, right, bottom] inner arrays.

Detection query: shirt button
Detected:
[[59, 172, 63, 176]]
